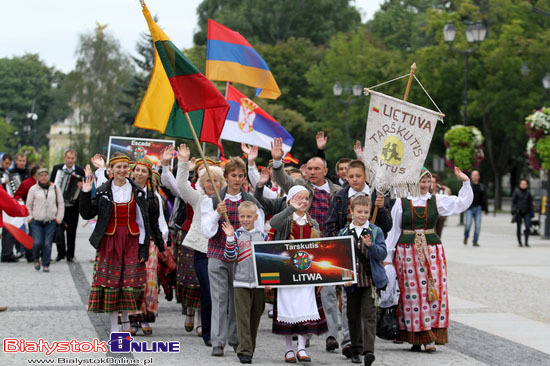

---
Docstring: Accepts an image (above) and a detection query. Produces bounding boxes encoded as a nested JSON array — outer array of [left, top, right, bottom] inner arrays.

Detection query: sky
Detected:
[[0, 0, 383, 73]]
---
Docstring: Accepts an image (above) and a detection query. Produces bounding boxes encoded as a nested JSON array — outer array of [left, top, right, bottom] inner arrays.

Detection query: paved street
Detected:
[[1, 212, 550, 365]]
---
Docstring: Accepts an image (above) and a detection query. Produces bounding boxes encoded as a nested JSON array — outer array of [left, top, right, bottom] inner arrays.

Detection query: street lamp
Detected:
[[443, 21, 487, 124], [542, 73, 550, 239], [333, 82, 363, 157]]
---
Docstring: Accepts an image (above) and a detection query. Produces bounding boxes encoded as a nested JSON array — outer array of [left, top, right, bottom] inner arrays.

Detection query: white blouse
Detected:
[[384, 180, 473, 263]]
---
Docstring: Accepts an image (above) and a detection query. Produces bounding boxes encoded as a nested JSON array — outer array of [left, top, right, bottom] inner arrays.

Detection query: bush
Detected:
[[444, 125, 484, 172]]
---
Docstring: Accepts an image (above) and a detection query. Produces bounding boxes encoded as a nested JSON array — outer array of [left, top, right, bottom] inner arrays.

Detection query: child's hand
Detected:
[[375, 194, 384, 209], [361, 234, 372, 247], [216, 202, 227, 216], [343, 281, 353, 287], [264, 286, 272, 291], [222, 222, 235, 237]]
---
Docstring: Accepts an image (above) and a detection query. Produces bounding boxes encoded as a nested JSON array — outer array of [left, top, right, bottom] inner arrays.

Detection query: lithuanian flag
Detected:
[[135, 3, 230, 154], [260, 272, 280, 284]]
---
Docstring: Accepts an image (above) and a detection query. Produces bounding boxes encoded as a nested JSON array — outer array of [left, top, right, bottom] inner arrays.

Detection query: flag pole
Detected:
[[183, 111, 230, 223], [371, 62, 417, 224]]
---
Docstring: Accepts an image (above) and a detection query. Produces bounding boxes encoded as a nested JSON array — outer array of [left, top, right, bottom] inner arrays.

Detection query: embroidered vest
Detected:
[[104, 195, 140, 236]]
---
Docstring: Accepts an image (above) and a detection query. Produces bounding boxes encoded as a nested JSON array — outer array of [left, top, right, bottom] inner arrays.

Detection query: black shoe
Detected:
[[211, 346, 224, 356], [410, 345, 421, 352], [1, 255, 19, 263], [342, 344, 353, 359], [204, 339, 212, 347], [54, 256, 64, 262], [325, 336, 339, 351], [15, 252, 24, 259], [238, 354, 252, 364], [351, 354, 361, 364], [364, 352, 375, 366], [473, 242, 480, 247], [67, 257, 76, 263], [525, 243, 530, 247]]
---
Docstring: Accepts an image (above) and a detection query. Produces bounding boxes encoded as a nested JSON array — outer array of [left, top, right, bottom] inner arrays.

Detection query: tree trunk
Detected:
[[494, 172, 502, 211], [481, 113, 502, 211]]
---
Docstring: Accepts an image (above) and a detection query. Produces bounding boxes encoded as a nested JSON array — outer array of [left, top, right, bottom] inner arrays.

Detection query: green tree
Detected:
[[68, 23, 135, 157], [193, 0, 361, 46], [366, 0, 445, 51], [303, 26, 407, 166], [416, 0, 550, 208], [0, 54, 69, 150]]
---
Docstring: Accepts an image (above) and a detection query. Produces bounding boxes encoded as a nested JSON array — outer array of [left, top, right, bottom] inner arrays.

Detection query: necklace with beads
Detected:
[[410, 200, 428, 219]]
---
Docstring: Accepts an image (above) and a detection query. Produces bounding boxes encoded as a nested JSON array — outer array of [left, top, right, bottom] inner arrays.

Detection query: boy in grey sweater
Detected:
[[223, 201, 267, 364]]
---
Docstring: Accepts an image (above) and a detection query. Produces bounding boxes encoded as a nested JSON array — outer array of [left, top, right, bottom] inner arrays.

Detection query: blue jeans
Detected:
[[31, 220, 56, 267], [464, 206, 483, 243]]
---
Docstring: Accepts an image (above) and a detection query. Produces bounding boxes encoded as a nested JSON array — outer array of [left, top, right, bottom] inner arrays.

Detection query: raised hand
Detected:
[[248, 145, 258, 163], [189, 157, 196, 171], [354, 140, 364, 159], [270, 138, 284, 161], [454, 166, 469, 182], [177, 144, 190, 163], [84, 164, 93, 177], [316, 131, 328, 150], [361, 234, 372, 247], [258, 168, 270, 186], [222, 222, 235, 237], [81, 175, 94, 193], [90, 154, 105, 169], [161, 145, 175, 166]]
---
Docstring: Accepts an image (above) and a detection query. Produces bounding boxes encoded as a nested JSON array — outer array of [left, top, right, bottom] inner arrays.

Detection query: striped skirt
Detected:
[[88, 226, 146, 313]]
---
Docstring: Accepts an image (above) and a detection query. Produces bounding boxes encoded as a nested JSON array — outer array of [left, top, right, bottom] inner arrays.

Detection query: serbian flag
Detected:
[[222, 84, 293, 152], [135, 4, 230, 154], [206, 19, 281, 100]]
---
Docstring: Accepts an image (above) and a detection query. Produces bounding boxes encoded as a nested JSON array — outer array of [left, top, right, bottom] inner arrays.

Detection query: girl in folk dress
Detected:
[[80, 154, 153, 334], [269, 185, 328, 363], [386, 167, 472, 352], [128, 159, 167, 336]]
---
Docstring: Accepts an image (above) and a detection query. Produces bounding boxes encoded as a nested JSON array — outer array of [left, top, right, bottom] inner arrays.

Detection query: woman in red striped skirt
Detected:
[[80, 154, 157, 334]]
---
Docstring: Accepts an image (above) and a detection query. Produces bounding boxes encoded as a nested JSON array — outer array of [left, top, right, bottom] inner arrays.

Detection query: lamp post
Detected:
[[542, 74, 550, 239], [443, 22, 487, 125], [333, 82, 363, 157]]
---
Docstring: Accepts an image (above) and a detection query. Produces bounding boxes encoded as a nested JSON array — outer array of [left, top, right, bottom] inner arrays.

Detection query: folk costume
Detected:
[[129, 160, 167, 335], [386, 168, 473, 346], [271, 159, 343, 349], [269, 186, 328, 361], [79, 155, 154, 318]]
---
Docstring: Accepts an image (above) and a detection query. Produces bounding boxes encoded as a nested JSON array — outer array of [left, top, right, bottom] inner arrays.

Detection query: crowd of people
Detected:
[[0, 133, 526, 364]]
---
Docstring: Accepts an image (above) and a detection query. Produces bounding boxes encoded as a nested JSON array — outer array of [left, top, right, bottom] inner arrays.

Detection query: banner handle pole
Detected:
[[403, 62, 416, 102], [184, 111, 230, 223]]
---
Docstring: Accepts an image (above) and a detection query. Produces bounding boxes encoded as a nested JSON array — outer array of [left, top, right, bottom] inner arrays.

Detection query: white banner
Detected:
[[363, 90, 442, 197]]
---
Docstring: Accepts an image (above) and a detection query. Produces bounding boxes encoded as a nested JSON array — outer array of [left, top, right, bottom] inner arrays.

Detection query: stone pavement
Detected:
[[1, 212, 550, 366]]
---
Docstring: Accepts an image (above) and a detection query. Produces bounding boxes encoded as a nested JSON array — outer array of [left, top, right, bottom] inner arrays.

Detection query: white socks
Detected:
[[109, 313, 119, 333], [285, 335, 293, 352], [298, 335, 307, 352]]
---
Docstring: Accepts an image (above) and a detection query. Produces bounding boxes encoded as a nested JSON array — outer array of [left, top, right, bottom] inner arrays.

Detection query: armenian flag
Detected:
[[222, 83, 293, 152], [134, 3, 230, 154], [206, 19, 281, 100]]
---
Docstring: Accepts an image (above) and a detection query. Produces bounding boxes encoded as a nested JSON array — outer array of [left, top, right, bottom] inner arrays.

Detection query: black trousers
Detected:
[[56, 205, 79, 260], [347, 286, 377, 355], [1, 228, 16, 260]]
